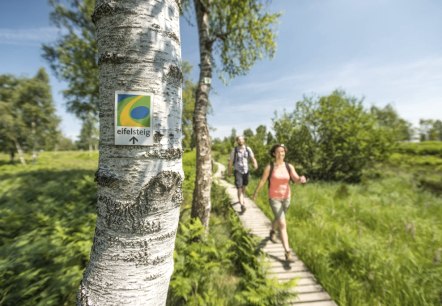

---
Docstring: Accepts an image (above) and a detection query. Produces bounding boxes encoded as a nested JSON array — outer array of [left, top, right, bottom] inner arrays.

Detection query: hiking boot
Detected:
[[240, 204, 246, 213], [269, 230, 277, 243], [285, 251, 295, 263]]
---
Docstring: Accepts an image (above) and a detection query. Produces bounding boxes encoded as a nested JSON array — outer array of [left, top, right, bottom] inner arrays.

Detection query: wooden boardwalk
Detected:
[[214, 163, 336, 306]]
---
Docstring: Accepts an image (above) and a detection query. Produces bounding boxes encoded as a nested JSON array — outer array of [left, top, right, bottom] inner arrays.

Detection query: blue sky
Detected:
[[1, 0, 441, 140]]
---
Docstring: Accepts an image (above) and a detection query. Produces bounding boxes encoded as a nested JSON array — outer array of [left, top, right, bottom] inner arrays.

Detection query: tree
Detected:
[[76, 112, 99, 151], [77, 0, 183, 304], [0, 69, 60, 163], [0, 74, 24, 163], [185, 0, 280, 229], [273, 90, 393, 182], [428, 120, 442, 141], [419, 119, 442, 141], [43, 0, 98, 121], [16, 69, 61, 155], [370, 104, 412, 141], [181, 62, 197, 151]]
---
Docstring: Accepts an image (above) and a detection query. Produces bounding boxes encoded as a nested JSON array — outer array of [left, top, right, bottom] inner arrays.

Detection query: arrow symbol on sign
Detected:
[[129, 137, 138, 144]]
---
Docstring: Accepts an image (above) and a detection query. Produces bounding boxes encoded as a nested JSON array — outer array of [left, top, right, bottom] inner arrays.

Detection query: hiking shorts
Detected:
[[269, 198, 291, 220], [234, 170, 249, 188]]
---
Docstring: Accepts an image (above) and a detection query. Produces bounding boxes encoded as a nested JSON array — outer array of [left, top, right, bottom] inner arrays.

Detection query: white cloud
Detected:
[[0, 27, 59, 46], [210, 56, 442, 138]]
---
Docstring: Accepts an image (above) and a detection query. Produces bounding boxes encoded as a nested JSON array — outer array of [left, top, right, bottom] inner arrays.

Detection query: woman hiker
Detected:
[[252, 144, 307, 262]]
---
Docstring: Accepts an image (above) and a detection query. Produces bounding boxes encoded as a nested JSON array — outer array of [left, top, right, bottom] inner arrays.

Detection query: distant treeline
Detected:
[[212, 90, 442, 182]]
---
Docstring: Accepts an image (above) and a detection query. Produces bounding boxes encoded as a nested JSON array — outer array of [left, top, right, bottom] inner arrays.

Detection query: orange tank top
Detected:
[[269, 164, 291, 199]]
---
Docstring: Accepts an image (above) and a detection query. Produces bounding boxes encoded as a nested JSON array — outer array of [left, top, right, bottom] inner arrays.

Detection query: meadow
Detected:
[[0, 151, 292, 306], [240, 142, 442, 305]]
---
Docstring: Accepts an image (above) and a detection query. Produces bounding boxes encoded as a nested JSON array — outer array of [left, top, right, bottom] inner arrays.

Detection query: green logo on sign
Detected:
[[117, 94, 151, 127]]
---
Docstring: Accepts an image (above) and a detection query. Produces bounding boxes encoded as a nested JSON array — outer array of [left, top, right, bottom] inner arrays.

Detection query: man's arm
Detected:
[[248, 147, 258, 170], [252, 157, 258, 170]]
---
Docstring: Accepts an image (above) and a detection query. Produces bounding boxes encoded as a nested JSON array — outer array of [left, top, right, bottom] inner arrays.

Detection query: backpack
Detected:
[[268, 162, 294, 187], [233, 146, 252, 165]]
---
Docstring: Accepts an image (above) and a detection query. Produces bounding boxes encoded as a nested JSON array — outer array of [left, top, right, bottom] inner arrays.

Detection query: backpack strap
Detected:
[[286, 162, 295, 183], [245, 146, 251, 159], [233, 146, 238, 165], [233, 146, 251, 165], [267, 162, 274, 188]]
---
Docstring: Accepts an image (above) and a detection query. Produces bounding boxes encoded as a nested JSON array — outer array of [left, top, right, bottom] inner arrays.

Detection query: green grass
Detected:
[[1, 151, 292, 305], [170, 150, 294, 305], [241, 158, 442, 305], [396, 141, 442, 157], [0, 151, 98, 306]]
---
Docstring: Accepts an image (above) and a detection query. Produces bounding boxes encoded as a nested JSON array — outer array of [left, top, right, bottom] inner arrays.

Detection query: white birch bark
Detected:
[[78, 0, 183, 305], [14, 140, 26, 165]]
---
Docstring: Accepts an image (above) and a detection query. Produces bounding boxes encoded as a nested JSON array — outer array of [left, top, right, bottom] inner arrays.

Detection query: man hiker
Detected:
[[227, 136, 258, 213]]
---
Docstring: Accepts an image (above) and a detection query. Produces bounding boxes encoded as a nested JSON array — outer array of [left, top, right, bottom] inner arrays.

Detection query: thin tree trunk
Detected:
[[14, 140, 26, 165], [32, 121, 38, 163], [9, 149, 15, 164], [78, 0, 183, 304], [191, 0, 213, 229]]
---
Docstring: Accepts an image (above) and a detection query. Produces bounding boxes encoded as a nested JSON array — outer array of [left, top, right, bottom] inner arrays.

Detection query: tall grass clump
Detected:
[[0, 151, 98, 305], [248, 164, 442, 305], [390, 142, 442, 196]]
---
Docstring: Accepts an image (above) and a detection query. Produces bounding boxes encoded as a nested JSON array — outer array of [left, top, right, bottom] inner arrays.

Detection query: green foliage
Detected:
[[370, 104, 413, 141], [42, 0, 98, 120], [181, 62, 197, 151], [248, 160, 442, 305], [395, 141, 442, 157], [0, 69, 61, 158], [0, 151, 98, 305], [273, 90, 393, 182], [209, 0, 280, 80], [76, 112, 98, 151], [419, 119, 442, 141], [1, 150, 293, 305], [168, 216, 236, 306], [390, 142, 442, 196], [169, 152, 294, 305]]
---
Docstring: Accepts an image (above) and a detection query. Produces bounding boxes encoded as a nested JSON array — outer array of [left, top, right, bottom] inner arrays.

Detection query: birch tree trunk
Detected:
[[14, 140, 26, 165], [78, 0, 183, 305], [191, 0, 213, 229]]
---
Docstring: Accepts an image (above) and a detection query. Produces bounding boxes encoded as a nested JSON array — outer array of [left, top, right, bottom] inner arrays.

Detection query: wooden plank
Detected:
[[270, 271, 315, 280], [214, 162, 337, 306], [281, 277, 317, 286], [291, 291, 333, 303], [289, 300, 337, 306], [292, 284, 324, 294], [268, 264, 308, 273]]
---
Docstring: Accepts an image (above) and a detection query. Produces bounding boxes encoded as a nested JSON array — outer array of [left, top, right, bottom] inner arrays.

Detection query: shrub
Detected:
[[273, 90, 394, 182]]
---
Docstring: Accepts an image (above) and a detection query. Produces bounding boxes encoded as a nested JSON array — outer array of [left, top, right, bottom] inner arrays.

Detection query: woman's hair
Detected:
[[269, 144, 288, 157]]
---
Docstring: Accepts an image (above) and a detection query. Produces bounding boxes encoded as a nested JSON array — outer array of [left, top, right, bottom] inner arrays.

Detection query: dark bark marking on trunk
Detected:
[[154, 131, 164, 143], [92, 1, 135, 24], [142, 148, 183, 159], [138, 171, 183, 212], [98, 171, 182, 234], [162, 64, 182, 87], [165, 31, 180, 44], [95, 167, 122, 188], [98, 52, 127, 65], [92, 1, 116, 24]]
